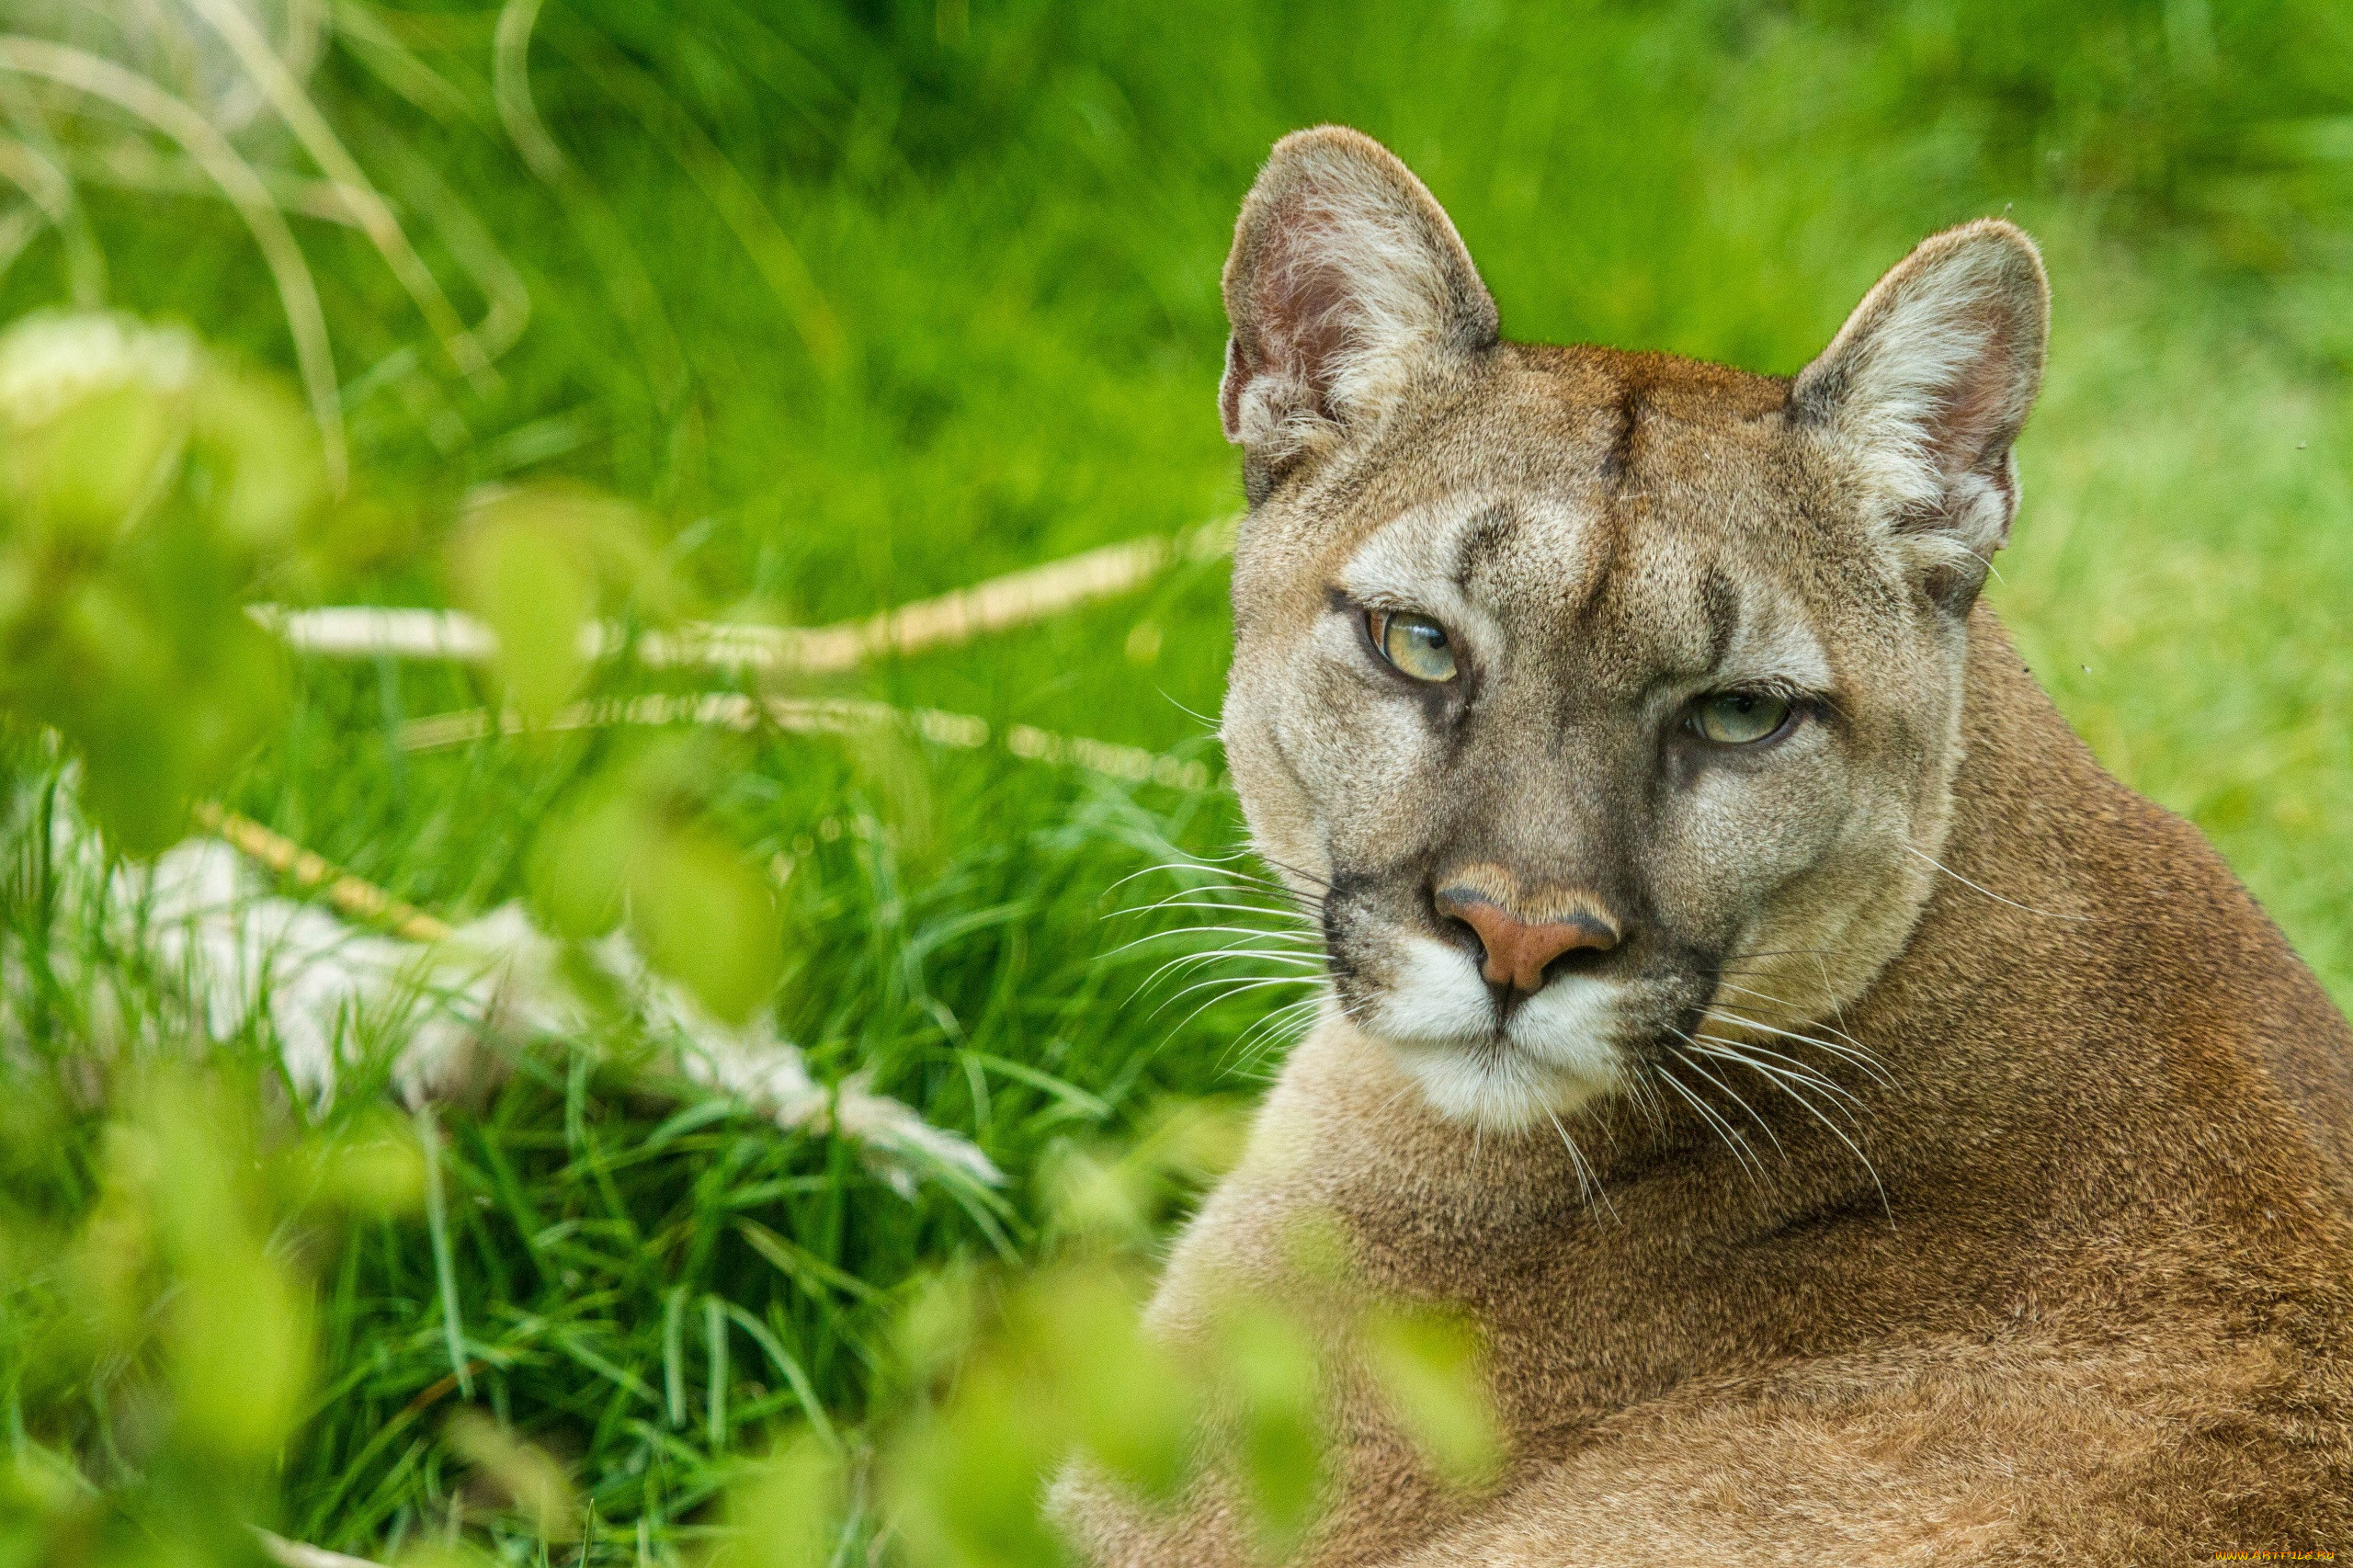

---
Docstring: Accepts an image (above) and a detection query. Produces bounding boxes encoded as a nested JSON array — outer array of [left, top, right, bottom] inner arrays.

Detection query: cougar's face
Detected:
[[1222, 357, 1972, 1130], [1212, 131, 2043, 1131]]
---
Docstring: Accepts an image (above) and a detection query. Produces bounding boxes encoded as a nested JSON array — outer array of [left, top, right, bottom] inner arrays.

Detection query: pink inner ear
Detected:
[[1267, 248, 1355, 422], [1927, 306, 2027, 478], [1237, 199, 1366, 430], [1218, 140, 1496, 451]]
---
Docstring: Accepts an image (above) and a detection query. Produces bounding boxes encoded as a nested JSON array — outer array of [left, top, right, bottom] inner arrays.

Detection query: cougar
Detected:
[[1058, 128, 2353, 1562]]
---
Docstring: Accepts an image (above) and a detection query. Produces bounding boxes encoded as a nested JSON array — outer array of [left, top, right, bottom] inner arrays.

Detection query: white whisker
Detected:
[[1121, 893, 1322, 926], [1693, 1045, 1893, 1225], [1112, 924, 1319, 957], [1541, 1102, 1618, 1221], [1904, 843, 2086, 922], [1155, 973, 1325, 1037], [1711, 982, 1870, 1051], [1654, 1058, 1767, 1186], [1707, 1009, 1893, 1085], [1669, 1042, 1788, 1161], [1690, 1035, 1867, 1112]]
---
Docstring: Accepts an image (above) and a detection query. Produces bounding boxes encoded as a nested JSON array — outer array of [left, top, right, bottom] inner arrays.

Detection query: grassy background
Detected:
[[3, 0, 2350, 1559]]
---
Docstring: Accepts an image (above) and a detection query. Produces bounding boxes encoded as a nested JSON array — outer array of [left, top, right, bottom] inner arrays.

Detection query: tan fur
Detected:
[[1430, 864, 1613, 930], [1059, 127, 2353, 1562]]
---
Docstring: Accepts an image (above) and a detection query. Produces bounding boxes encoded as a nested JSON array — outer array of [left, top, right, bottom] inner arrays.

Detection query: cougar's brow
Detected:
[[1701, 567, 1741, 672], [1451, 503, 1518, 592]]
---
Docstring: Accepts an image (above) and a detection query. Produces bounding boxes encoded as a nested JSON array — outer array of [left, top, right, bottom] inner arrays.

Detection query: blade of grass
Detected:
[[415, 1104, 474, 1399]]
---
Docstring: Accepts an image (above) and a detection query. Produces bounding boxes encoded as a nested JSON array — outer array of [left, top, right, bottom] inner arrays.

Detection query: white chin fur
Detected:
[[1360, 934, 1623, 1131]]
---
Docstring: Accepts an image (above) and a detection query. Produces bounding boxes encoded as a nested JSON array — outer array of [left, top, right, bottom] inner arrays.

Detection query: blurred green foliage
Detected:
[[882, 1110, 1496, 1568], [0, 313, 317, 852], [529, 734, 787, 1025], [2, 1063, 424, 1564], [0, 0, 2347, 1562], [448, 483, 675, 722]]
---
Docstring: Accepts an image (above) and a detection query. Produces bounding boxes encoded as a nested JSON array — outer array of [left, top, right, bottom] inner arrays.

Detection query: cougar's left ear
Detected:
[[1222, 126, 1498, 502], [1790, 219, 2049, 609]]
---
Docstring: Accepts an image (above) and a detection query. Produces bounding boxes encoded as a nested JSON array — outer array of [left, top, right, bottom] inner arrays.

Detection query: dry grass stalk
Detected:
[[394, 693, 1215, 792], [190, 800, 452, 943], [260, 515, 1240, 673]]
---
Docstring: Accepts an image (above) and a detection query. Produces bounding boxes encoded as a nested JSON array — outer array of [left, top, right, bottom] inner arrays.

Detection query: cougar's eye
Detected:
[[1689, 690, 1792, 744], [1369, 610, 1459, 683]]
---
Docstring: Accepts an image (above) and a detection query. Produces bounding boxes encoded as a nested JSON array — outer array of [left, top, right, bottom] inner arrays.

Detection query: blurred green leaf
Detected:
[[449, 483, 679, 725], [277, 1108, 427, 1221], [891, 1352, 1066, 1568], [191, 371, 328, 550], [1218, 1301, 1325, 1558], [629, 819, 786, 1025], [444, 1410, 583, 1543], [1040, 1268, 1195, 1504], [709, 1431, 843, 1568], [449, 491, 599, 725], [15, 1063, 326, 1562], [894, 1261, 983, 1390], [0, 312, 316, 854], [529, 735, 785, 1022], [1040, 1098, 1252, 1251], [1039, 1142, 1150, 1246], [135, 1069, 313, 1461], [1362, 1306, 1501, 1491]]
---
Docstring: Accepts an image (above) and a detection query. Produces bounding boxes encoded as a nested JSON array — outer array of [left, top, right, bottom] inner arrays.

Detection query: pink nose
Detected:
[[1435, 887, 1620, 994]]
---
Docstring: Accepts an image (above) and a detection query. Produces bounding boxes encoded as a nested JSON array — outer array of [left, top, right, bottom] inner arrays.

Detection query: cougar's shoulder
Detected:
[[1911, 615, 2353, 1222]]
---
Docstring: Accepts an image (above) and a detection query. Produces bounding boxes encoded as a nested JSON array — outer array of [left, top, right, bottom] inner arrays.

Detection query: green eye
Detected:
[[1370, 610, 1459, 683], [1690, 690, 1793, 744]]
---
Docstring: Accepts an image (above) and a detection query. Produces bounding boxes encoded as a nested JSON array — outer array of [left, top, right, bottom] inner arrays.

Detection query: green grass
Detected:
[[2, 0, 2350, 1561]]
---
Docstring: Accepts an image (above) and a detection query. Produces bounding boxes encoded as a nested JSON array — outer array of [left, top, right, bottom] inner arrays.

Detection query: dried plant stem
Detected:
[[394, 693, 1218, 792], [180, 0, 496, 390], [189, 801, 451, 943], [259, 514, 1239, 672]]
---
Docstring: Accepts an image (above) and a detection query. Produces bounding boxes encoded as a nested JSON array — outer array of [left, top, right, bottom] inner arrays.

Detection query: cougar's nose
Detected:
[[1434, 885, 1620, 994]]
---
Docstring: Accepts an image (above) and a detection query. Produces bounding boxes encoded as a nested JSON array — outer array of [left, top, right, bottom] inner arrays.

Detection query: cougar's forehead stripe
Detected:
[[1620, 553, 1837, 691]]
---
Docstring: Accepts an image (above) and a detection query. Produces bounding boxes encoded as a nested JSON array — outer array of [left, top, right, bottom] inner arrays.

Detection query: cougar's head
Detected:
[[1215, 128, 2048, 1131]]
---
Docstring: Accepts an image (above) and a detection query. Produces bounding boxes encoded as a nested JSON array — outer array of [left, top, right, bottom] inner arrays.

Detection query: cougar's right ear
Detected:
[[1222, 126, 1498, 502], [1790, 219, 2049, 612]]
